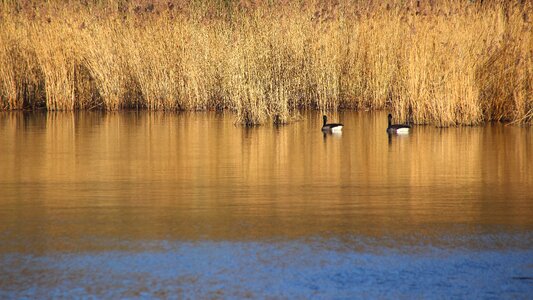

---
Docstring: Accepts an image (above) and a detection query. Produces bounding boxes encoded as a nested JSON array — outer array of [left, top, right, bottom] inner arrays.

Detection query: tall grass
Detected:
[[0, 0, 531, 126]]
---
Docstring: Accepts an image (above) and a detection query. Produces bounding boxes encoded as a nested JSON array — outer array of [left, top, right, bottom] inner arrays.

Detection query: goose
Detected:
[[387, 114, 410, 134], [322, 115, 343, 133]]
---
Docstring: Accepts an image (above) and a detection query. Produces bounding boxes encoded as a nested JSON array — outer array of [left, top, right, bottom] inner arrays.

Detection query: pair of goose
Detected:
[[321, 114, 410, 134]]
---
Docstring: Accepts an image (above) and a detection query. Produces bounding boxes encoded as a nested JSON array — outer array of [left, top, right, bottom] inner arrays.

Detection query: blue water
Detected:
[[1, 236, 532, 299]]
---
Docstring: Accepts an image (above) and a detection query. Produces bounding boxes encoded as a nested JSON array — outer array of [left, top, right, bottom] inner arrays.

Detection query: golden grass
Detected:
[[0, 0, 531, 126]]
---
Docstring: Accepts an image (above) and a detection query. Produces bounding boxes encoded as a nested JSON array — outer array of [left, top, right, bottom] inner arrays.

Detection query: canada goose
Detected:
[[387, 114, 410, 134], [322, 115, 343, 133]]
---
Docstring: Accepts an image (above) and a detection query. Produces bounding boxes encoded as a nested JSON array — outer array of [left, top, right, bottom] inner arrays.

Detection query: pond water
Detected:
[[0, 111, 532, 298]]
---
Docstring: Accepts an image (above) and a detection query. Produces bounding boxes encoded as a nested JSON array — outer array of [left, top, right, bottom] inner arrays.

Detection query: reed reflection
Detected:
[[0, 111, 532, 253]]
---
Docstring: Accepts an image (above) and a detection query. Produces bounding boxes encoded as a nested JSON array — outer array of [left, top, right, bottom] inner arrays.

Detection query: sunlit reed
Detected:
[[0, 1, 531, 126]]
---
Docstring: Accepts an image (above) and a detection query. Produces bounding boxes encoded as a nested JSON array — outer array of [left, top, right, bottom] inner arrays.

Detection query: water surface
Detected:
[[0, 111, 532, 298]]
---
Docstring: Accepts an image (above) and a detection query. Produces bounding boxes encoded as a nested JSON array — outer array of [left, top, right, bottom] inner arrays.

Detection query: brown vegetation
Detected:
[[0, 0, 531, 126]]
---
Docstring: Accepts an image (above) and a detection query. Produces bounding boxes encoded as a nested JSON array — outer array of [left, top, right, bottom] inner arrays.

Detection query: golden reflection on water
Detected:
[[0, 111, 532, 252]]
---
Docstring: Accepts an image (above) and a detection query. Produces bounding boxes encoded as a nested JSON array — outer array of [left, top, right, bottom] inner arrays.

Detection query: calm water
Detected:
[[0, 111, 532, 298]]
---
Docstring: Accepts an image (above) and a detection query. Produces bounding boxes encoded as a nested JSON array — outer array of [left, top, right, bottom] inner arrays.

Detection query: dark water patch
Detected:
[[512, 277, 533, 281]]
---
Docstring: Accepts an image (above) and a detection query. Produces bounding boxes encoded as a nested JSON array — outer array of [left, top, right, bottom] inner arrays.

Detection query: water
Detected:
[[0, 111, 532, 298]]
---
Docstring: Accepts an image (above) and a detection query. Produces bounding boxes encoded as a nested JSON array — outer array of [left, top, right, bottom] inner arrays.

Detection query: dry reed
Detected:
[[0, 0, 531, 126]]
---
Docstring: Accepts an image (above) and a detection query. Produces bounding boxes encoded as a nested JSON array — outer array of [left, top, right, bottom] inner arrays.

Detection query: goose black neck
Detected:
[[323, 116, 327, 126]]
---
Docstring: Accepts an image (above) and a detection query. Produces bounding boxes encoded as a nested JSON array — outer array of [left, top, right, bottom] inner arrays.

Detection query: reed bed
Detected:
[[0, 0, 531, 126]]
